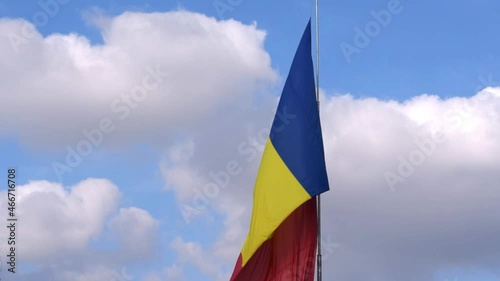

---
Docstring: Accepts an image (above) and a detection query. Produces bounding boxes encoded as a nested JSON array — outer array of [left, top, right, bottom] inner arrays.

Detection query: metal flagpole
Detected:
[[314, 0, 322, 281]]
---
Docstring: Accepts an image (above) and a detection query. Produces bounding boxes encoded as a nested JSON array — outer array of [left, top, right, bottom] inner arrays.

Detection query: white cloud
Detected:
[[108, 207, 160, 259], [140, 264, 187, 281], [0, 178, 160, 280], [170, 237, 230, 281], [0, 10, 276, 148], [318, 87, 500, 280], [0, 179, 119, 261], [165, 264, 186, 281], [161, 140, 206, 201]]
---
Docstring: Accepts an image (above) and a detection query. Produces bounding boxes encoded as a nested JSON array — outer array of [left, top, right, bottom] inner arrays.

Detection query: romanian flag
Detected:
[[230, 21, 330, 281]]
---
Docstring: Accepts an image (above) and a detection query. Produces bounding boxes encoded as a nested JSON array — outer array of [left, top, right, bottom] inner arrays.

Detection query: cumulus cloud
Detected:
[[319, 87, 500, 281], [165, 264, 186, 281], [108, 207, 160, 260], [171, 237, 230, 281], [0, 179, 160, 280], [162, 87, 500, 280], [3, 178, 120, 261], [0, 10, 276, 148]]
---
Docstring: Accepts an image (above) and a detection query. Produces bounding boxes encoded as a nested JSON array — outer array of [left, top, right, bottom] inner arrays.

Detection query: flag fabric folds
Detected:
[[230, 20, 330, 281]]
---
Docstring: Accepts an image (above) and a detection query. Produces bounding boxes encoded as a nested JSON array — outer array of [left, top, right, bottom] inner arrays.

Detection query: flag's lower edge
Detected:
[[230, 198, 318, 281]]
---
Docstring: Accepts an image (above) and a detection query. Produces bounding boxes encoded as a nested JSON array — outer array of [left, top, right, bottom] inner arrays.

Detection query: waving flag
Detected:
[[230, 20, 330, 281]]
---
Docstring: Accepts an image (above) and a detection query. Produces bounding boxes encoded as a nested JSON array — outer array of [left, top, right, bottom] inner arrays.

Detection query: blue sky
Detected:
[[0, 1, 500, 281]]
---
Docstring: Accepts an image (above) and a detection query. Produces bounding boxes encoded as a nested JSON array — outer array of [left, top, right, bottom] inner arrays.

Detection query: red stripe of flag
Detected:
[[230, 198, 318, 281]]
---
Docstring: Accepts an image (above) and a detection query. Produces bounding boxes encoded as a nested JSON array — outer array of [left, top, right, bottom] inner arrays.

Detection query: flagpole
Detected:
[[314, 0, 322, 281]]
